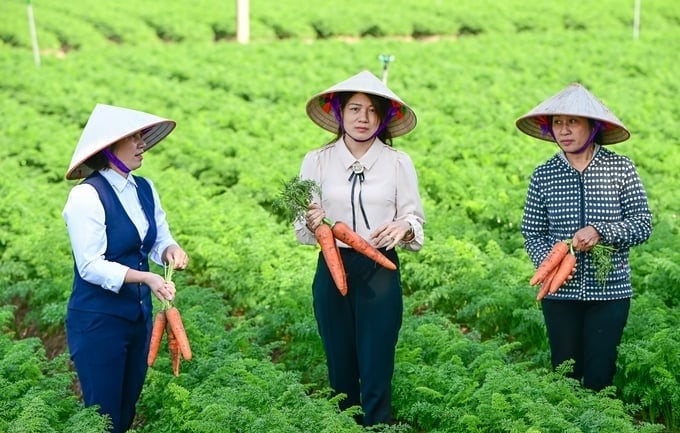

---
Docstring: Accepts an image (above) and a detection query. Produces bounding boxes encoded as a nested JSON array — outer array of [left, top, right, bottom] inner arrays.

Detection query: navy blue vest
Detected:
[[68, 171, 157, 321]]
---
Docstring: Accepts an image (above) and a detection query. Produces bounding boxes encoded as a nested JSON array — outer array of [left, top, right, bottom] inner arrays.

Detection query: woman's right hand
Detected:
[[147, 272, 176, 302], [305, 203, 326, 232]]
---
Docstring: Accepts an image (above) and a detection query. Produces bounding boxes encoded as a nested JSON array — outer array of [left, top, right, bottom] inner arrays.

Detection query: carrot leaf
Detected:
[[162, 260, 175, 310], [272, 176, 321, 223], [591, 244, 616, 287]]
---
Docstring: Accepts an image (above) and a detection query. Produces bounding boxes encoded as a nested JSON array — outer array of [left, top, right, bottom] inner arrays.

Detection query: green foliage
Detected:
[[1, 0, 679, 431], [0, 307, 110, 432], [617, 328, 680, 429]]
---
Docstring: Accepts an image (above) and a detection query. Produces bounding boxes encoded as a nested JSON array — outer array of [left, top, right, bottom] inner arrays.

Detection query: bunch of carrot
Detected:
[[273, 176, 397, 296], [529, 240, 616, 300], [147, 261, 192, 377], [530, 241, 576, 300]]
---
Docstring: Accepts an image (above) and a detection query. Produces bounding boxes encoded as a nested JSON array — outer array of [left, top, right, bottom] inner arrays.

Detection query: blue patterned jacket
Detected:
[[521, 145, 652, 301]]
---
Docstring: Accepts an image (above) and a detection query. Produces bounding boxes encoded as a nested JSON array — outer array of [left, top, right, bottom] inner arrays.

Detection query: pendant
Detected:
[[351, 161, 364, 174]]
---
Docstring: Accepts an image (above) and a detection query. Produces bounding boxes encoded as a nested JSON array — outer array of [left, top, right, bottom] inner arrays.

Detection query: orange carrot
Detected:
[[166, 321, 181, 377], [165, 306, 192, 361], [536, 265, 558, 301], [315, 224, 348, 295], [549, 252, 577, 294], [529, 241, 569, 286], [330, 221, 397, 271], [147, 309, 167, 366]]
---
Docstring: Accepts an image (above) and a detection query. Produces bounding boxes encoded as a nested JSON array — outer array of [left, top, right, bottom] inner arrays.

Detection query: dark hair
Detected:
[[83, 151, 109, 171], [325, 92, 394, 146], [587, 118, 604, 144]]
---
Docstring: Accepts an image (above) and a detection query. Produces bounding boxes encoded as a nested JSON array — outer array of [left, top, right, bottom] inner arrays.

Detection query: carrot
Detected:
[[330, 221, 397, 271], [315, 224, 348, 295], [536, 265, 558, 301], [273, 177, 397, 271], [165, 306, 192, 361], [147, 309, 167, 366], [529, 241, 569, 286], [549, 252, 577, 294], [166, 321, 181, 377]]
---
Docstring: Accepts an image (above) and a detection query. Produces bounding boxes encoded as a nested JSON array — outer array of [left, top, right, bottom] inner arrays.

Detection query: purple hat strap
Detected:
[[102, 148, 131, 174]]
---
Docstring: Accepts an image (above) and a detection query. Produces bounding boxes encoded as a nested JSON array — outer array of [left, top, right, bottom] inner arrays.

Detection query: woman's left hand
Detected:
[[370, 220, 412, 250], [164, 245, 190, 270], [571, 226, 601, 252]]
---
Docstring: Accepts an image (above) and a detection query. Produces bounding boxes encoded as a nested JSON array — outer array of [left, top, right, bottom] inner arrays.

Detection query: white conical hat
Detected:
[[305, 70, 417, 138], [515, 83, 630, 145], [65, 104, 176, 180]]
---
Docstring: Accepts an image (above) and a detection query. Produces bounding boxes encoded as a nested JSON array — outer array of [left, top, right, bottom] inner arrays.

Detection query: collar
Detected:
[[337, 137, 386, 172], [99, 168, 137, 193]]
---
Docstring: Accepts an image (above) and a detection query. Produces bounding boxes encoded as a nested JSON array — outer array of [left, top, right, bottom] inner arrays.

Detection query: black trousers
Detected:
[[312, 247, 402, 426], [541, 298, 630, 391]]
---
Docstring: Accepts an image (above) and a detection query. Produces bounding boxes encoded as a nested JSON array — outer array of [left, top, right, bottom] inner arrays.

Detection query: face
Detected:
[[110, 132, 146, 173], [341, 93, 380, 142], [551, 115, 593, 153]]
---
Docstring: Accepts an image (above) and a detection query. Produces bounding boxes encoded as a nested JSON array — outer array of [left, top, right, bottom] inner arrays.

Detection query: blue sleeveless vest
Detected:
[[67, 171, 157, 321]]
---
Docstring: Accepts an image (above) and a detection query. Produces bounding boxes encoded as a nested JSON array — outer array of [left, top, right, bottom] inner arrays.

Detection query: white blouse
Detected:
[[294, 137, 425, 251], [62, 169, 178, 293]]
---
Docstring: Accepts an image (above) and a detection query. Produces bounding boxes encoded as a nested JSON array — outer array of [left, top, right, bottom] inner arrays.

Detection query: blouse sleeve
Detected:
[[145, 178, 179, 266], [62, 184, 129, 292], [294, 150, 321, 245], [590, 160, 652, 248], [521, 171, 558, 268], [395, 152, 425, 251]]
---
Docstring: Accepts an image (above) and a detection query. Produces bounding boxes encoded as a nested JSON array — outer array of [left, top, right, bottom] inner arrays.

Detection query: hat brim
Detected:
[[66, 104, 176, 180], [516, 114, 630, 145], [305, 70, 417, 138], [515, 83, 630, 145]]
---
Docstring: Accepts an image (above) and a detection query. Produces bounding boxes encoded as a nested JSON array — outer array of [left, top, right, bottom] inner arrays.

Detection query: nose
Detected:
[[556, 123, 570, 135], [358, 109, 370, 122]]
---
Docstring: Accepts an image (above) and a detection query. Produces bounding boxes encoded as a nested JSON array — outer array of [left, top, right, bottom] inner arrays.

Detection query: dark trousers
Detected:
[[66, 310, 150, 433], [313, 247, 402, 426], [541, 298, 630, 391]]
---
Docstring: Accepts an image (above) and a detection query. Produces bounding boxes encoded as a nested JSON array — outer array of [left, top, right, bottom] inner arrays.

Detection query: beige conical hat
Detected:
[[305, 70, 417, 138], [515, 83, 630, 145], [66, 104, 176, 180]]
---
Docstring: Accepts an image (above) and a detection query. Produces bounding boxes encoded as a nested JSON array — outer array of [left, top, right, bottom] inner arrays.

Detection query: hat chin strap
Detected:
[[574, 121, 602, 153], [102, 148, 131, 174]]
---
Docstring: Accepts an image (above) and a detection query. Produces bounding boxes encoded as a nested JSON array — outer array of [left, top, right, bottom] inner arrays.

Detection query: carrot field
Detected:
[[1, 1, 680, 432]]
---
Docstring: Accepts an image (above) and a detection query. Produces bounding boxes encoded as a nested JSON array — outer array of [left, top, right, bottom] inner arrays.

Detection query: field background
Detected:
[[1, 1, 680, 432]]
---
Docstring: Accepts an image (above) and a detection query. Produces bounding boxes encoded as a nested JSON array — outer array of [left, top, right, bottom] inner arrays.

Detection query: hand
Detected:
[[146, 272, 176, 302], [164, 245, 189, 270], [571, 226, 601, 252], [305, 203, 326, 232], [370, 220, 412, 251]]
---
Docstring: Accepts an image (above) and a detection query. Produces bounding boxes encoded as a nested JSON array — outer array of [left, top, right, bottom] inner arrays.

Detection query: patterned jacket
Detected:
[[521, 145, 652, 301]]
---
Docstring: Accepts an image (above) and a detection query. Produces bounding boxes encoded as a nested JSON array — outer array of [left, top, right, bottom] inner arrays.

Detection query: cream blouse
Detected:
[[294, 137, 425, 251]]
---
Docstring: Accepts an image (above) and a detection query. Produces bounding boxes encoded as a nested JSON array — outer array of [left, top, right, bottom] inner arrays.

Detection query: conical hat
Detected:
[[515, 83, 630, 145], [66, 104, 176, 180], [305, 70, 417, 138]]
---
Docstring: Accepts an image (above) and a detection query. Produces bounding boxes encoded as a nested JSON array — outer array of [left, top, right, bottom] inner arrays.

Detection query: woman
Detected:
[[516, 83, 652, 391], [63, 104, 189, 433], [295, 70, 425, 426]]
